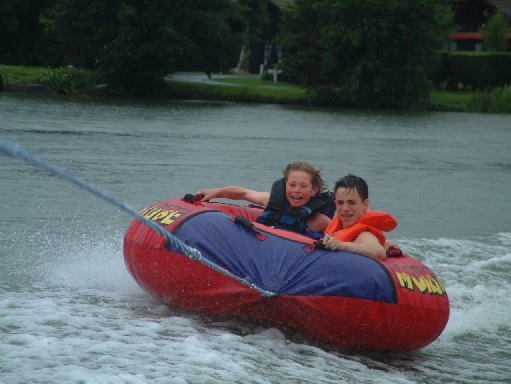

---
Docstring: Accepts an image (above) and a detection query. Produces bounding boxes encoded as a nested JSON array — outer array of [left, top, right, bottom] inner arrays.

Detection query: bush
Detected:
[[431, 51, 450, 89], [0, 68, 7, 90], [433, 51, 511, 89], [482, 11, 510, 52], [469, 85, 511, 113], [37, 67, 80, 93]]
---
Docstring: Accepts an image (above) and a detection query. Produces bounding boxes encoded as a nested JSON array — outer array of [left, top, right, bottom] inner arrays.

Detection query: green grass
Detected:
[[429, 88, 511, 113], [0, 64, 49, 84], [428, 90, 474, 112], [166, 78, 308, 105], [468, 86, 511, 113], [0, 64, 96, 93], [215, 76, 303, 89]]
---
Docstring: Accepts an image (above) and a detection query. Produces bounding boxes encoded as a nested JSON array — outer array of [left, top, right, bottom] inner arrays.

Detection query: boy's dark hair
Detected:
[[333, 174, 368, 200]]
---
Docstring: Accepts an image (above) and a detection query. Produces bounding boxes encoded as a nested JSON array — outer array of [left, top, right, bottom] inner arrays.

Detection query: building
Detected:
[[449, 0, 511, 50]]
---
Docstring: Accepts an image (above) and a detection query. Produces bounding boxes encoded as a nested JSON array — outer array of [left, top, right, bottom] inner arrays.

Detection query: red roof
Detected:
[[450, 32, 482, 40]]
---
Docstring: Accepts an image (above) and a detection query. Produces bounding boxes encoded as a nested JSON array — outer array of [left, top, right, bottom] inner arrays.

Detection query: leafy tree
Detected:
[[95, 0, 194, 97], [235, 0, 270, 72], [277, 0, 323, 85], [41, 0, 118, 66], [41, 0, 244, 97], [482, 11, 510, 52], [173, 0, 243, 78], [279, 0, 454, 109], [0, 0, 54, 65]]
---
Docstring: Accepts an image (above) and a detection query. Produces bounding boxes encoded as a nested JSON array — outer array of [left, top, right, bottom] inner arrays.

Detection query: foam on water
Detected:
[[2, 230, 510, 383], [403, 233, 511, 332], [0, 232, 404, 383], [396, 233, 511, 384]]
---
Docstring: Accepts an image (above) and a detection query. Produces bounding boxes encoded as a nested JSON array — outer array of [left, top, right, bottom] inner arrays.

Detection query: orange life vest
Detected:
[[324, 211, 397, 246]]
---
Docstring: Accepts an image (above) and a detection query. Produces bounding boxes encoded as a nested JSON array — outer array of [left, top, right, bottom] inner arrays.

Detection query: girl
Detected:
[[197, 161, 334, 237]]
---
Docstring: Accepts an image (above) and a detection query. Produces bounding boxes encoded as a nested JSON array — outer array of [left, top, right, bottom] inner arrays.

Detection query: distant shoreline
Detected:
[[2, 68, 510, 114]]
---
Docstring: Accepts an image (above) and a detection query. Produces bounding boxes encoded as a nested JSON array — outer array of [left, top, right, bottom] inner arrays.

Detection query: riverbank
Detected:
[[1, 65, 509, 113]]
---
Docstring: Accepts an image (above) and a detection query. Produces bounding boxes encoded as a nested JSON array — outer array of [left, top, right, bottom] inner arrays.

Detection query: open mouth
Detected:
[[289, 195, 303, 204]]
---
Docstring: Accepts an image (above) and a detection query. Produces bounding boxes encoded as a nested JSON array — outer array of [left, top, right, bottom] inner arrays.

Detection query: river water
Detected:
[[1, 93, 510, 383]]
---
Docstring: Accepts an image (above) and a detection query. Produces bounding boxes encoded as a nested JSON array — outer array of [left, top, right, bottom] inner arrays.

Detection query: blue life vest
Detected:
[[256, 178, 334, 238]]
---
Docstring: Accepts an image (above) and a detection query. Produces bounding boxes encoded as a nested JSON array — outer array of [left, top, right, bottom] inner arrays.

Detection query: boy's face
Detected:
[[334, 187, 368, 228]]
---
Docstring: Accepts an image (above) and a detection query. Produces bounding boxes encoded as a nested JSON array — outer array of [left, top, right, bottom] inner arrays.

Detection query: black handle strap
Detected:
[[233, 215, 267, 241]]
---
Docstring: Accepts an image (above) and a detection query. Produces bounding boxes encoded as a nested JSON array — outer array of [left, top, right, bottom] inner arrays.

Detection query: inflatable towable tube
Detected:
[[123, 196, 449, 351]]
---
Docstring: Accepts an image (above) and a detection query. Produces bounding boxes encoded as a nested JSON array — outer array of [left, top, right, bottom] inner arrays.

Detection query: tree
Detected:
[[279, 0, 454, 109], [41, 0, 118, 66], [235, 0, 270, 72], [0, 0, 54, 65], [95, 0, 193, 97], [42, 0, 244, 97], [277, 0, 323, 85], [482, 11, 510, 52], [174, 0, 244, 78]]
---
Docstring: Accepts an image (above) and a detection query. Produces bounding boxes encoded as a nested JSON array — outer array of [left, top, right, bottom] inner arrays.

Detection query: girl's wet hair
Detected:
[[282, 161, 326, 191], [334, 174, 369, 200]]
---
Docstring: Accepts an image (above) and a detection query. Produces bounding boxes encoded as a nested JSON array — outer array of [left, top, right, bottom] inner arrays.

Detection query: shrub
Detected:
[[436, 52, 511, 89], [37, 67, 81, 93], [482, 11, 510, 52], [469, 85, 511, 113], [0, 68, 7, 90]]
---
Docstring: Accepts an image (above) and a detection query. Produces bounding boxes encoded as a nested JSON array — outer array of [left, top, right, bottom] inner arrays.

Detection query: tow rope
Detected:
[[0, 139, 277, 297]]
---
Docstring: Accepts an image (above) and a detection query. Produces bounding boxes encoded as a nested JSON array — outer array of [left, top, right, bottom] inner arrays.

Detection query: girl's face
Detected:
[[285, 170, 318, 208], [334, 187, 368, 228]]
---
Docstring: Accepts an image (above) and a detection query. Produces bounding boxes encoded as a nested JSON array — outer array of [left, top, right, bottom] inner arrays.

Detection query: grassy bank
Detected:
[[0, 64, 96, 94], [167, 76, 308, 105], [2, 65, 510, 113], [1, 64, 49, 84], [428, 90, 475, 112]]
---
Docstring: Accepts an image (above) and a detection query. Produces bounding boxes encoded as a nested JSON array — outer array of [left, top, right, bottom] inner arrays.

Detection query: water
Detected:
[[1, 93, 510, 383]]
